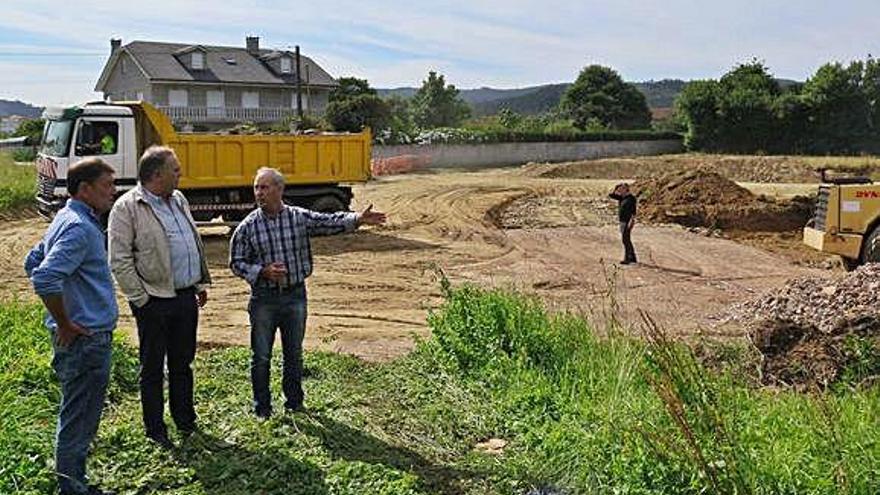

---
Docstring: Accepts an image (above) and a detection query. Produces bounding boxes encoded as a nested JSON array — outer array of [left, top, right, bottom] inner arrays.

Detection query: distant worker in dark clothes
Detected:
[[609, 183, 637, 264]]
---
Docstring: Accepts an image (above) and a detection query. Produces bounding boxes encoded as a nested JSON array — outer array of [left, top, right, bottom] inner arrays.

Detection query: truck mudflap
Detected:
[[803, 226, 862, 259]]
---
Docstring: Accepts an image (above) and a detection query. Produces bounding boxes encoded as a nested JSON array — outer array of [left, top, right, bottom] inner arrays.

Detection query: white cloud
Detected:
[[2, 0, 880, 104]]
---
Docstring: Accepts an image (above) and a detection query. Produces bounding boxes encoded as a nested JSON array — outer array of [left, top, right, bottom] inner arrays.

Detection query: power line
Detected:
[[0, 52, 104, 57]]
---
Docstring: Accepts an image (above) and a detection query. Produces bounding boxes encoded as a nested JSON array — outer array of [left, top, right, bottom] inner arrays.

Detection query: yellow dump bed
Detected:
[[125, 102, 372, 189]]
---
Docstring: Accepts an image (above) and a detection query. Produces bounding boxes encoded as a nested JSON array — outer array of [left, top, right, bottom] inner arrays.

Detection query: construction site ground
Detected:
[[1, 155, 847, 361]]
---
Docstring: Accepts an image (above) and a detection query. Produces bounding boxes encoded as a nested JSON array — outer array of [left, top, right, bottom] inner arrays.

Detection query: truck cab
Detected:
[[36, 103, 138, 217], [803, 171, 880, 269]]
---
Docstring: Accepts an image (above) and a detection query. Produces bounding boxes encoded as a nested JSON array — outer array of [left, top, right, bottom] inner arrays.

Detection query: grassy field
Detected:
[[0, 151, 35, 214], [3, 283, 879, 494]]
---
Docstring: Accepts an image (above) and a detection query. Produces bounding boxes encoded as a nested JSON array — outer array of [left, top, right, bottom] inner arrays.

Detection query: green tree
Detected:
[[864, 57, 880, 132], [325, 77, 391, 133], [559, 65, 651, 130], [14, 118, 45, 145], [716, 61, 780, 152], [497, 108, 522, 129], [675, 80, 722, 150], [326, 96, 390, 133], [801, 61, 872, 152], [330, 77, 376, 101], [772, 92, 812, 153], [410, 71, 471, 129], [385, 96, 415, 138], [676, 62, 783, 152]]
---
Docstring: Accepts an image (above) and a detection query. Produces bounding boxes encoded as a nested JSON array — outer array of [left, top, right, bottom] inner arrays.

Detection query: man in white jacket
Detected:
[[108, 146, 211, 449]]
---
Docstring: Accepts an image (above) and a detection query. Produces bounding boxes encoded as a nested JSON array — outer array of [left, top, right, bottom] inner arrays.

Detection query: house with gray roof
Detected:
[[95, 37, 338, 126]]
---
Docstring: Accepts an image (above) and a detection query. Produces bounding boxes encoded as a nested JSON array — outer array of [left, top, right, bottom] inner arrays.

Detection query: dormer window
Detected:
[[280, 57, 291, 74], [192, 52, 204, 70]]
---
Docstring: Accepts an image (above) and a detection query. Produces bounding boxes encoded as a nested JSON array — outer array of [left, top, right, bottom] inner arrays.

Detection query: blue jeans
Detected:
[[248, 284, 307, 415], [51, 331, 112, 494]]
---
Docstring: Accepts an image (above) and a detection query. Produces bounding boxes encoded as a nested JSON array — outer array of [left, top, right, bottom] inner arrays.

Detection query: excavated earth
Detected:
[[721, 263, 880, 389], [1, 156, 845, 361], [632, 169, 813, 233]]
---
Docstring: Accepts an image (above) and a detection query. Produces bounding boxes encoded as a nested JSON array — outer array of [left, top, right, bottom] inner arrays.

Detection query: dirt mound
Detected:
[[632, 169, 811, 232], [753, 315, 880, 389], [723, 264, 880, 389], [529, 155, 864, 183]]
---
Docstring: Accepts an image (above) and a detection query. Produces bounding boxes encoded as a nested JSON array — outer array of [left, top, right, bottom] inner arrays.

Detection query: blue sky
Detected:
[[1, 0, 879, 106]]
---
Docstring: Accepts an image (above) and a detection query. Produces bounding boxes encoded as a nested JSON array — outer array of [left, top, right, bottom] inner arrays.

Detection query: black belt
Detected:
[[257, 282, 304, 293], [175, 286, 196, 294]]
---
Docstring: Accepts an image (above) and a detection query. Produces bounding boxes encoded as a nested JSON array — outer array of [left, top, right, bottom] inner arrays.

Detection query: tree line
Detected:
[[675, 58, 880, 154], [326, 65, 655, 142]]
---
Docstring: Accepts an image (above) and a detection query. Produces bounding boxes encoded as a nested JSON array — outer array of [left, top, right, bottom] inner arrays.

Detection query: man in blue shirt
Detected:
[[25, 157, 118, 495]]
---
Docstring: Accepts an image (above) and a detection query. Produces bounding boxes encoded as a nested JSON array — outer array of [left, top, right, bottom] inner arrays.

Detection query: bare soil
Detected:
[[633, 169, 813, 232], [1, 156, 841, 361]]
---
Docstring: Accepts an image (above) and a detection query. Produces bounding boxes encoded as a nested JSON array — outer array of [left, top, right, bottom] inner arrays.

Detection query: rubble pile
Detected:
[[725, 263, 880, 332], [722, 263, 880, 388]]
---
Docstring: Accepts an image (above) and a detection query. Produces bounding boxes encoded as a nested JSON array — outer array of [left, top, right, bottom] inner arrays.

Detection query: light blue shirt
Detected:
[[141, 186, 202, 289], [24, 199, 118, 333]]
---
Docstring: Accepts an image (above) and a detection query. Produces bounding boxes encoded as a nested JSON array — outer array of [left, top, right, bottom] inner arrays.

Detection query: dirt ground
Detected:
[[1, 155, 839, 360]]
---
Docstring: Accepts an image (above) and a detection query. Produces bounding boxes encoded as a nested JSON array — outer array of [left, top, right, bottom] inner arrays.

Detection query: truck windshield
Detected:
[[40, 119, 73, 157]]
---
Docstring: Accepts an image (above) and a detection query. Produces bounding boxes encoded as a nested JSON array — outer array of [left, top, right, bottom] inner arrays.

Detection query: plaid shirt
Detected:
[[229, 206, 359, 288]]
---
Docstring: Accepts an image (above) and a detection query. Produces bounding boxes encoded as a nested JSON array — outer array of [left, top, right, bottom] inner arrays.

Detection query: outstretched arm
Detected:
[[357, 204, 387, 226]]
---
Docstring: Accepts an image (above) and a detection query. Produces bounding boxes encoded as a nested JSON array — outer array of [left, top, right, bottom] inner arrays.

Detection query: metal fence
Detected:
[[157, 106, 298, 123]]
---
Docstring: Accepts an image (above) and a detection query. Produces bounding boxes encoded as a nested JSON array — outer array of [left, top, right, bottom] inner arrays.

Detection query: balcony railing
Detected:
[[156, 106, 300, 123]]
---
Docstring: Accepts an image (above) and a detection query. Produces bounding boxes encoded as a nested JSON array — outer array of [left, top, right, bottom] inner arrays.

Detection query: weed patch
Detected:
[[0, 152, 35, 215]]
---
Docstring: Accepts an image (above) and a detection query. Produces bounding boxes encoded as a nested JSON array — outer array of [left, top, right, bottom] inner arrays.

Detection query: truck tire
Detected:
[[191, 211, 215, 222], [309, 195, 346, 213], [841, 256, 860, 272], [863, 226, 880, 264]]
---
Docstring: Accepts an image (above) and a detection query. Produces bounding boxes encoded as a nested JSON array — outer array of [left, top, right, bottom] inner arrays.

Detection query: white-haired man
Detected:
[[229, 167, 386, 417]]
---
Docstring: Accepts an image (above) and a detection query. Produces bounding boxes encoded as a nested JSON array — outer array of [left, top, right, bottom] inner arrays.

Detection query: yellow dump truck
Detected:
[[35, 101, 371, 220], [803, 170, 880, 269]]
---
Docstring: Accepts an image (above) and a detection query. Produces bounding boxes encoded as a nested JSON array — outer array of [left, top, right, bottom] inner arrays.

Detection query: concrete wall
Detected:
[[371, 139, 682, 172]]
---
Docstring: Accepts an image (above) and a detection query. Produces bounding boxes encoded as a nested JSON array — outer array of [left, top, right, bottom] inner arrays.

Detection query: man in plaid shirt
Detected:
[[229, 167, 386, 417]]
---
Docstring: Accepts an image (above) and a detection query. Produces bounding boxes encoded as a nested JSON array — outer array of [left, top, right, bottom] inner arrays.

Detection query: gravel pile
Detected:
[[720, 263, 880, 388], [722, 263, 880, 333]]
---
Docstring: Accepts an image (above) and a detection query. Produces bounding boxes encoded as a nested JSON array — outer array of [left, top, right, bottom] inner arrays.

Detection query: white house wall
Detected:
[[103, 52, 151, 101]]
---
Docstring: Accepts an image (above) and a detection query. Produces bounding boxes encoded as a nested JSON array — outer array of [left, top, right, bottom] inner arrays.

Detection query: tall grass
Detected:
[[423, 283, 880, 494], [0, 303, 138, 494], [0, 151, 36, 214], [2, 283, 879, 494]]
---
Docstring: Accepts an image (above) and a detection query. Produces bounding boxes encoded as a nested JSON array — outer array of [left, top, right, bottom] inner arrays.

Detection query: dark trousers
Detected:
[[131, 288, 198, 437], [248, 284, 307, 415], [620, 221, 637, 262]]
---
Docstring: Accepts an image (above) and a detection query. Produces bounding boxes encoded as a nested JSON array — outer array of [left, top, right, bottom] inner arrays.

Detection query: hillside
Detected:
[[0, 99, 42, 118], [377, 86, 540, 105], [380, 79, 802, 117], [379, 80, 689, 116]]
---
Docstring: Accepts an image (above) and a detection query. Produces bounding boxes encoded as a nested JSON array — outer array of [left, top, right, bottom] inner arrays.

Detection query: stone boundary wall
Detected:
[[371, 139, 682, 174]]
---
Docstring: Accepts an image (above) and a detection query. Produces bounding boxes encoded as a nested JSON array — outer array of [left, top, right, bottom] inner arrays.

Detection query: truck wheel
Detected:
[[191, 211, 215, 222], [224, 210, 248, 222], [841, 256, 860, 272], [309, 195, 346, 213], [863, 226, 880, 264]]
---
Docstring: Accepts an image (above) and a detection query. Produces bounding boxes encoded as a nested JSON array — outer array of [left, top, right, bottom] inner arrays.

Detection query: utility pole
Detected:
[[295, 45, 303, 121]]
